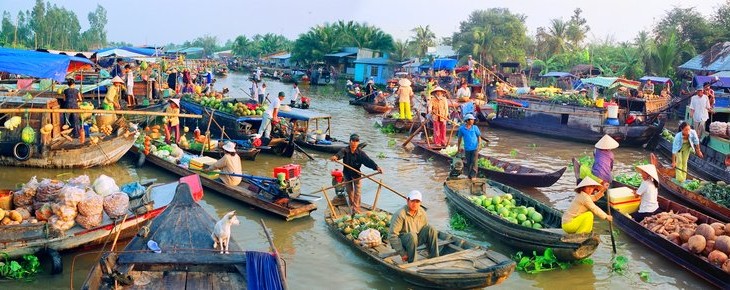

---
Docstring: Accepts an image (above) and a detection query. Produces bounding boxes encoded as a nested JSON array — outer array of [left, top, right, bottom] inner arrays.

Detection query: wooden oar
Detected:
[[200, 109, 215, 157], [332, 159, 427, 210], [603, 184, 617, 254], [308, 172, 382, 195]]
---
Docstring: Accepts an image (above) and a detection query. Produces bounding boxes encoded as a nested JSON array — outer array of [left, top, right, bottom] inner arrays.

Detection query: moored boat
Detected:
[[130, 145, 317, 220], [81, 180, 287, 290], [324, 201, 515, 289], [203, 138, 261, 161], [655, 131, 730, 184], [650, 153, 730, 222], [0, 178, 179, 274], [279, 108, 352, 154], [362, 103, 394, 114], [443, 178, 600, 261]]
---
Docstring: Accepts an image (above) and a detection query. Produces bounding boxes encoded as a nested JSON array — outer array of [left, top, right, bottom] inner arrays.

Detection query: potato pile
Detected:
[[640, 210, 730, 273]]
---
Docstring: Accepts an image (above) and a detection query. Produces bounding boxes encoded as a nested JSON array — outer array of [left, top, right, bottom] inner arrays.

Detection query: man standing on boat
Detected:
[[290, 82, 301, 106], [204, 142, 242, 186], [329, 133, 382, 214], [689, 89, 712, 140], [429, 87, 449, 147], [467, 55, 476, 84], [124, 65, 137, 108], [389, 190, 439, 263], [457, 114, 481, 181], [62, 79, 83, 141], [259, 92, 285, 143]]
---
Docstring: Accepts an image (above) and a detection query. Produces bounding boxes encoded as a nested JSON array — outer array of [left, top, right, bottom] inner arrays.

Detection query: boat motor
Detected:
[[449, 158, 464, 180], [273, 164, 302, 198]]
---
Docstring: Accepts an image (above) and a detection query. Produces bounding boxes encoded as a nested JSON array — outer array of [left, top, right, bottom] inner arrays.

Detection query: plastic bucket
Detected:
[[606, 104, 619, 119]]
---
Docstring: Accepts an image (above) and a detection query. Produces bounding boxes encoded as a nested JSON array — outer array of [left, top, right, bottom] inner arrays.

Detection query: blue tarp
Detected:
[[0, 47, 93, 82], [278, 108, 330, 120], [432, 59, 457, 70], [694, 76, 730, 89], [541, 72, 576, 78], [95, 46, 159, 57], [639, 76, 673, 86]]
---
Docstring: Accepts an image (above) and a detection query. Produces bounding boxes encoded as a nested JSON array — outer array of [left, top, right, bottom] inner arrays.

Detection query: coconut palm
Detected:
[[391, 40, 413, 62], [532, 55, 560, 75], [652, 30, 695, 78], [412, 25, 436, 56], [546, 19, 570, 55], [291, 26, 340, 64], [232, 35, 253, 57], [634, 30, 655, 73]]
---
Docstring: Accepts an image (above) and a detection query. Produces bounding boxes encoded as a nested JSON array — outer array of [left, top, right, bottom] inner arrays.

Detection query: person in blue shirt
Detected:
[[457, 114, 482, 180], [672, 121, 703, 182]]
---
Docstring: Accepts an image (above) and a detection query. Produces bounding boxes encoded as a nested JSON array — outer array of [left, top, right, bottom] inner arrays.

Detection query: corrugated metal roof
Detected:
[[271, 53, 291, 59], [679, 42, 730, 71], [541, 72, 576, 78], [324, 51, 357, 57], [354, 57, 389, 65]]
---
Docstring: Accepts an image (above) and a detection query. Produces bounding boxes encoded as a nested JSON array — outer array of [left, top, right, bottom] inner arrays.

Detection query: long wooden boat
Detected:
[[294, 139, 348, 154], [130, 145, 317, 220], [278, 108, 352, 154], [650, 153, 730, 222], [0, 97, 135, 168], [204, 139, 261, 161], [655, 135, 730, 183], [125, 101, 167, 126], [444, 179, 599, 261], [363, 103, 394, 114], [324, 201, 515, 289], [0, 179, 179, 274], [82, 181, 286, 290], [487, 99, 663, 147], [349, 97, 371, 106], [569, 157, 730, 288], [413, 141, 565, 187]]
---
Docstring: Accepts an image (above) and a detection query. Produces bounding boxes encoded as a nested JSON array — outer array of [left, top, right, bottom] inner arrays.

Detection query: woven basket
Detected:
[[0, 190, 12, 210], [95, 114, 117, 127]]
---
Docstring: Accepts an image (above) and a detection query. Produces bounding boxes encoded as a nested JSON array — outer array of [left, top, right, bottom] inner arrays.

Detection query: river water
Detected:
[[2, 73, 713, 289]]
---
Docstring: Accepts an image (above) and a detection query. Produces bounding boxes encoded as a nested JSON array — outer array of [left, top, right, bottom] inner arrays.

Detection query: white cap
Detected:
[[222, 141, 236, 153], [407, 190, 422, 201], [464, 113, 476, 120]]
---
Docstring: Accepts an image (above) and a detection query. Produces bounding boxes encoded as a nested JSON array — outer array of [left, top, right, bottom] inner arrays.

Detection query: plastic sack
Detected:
[[52, 203, 78, 222], [357, 228, 382, 248], [75, 213, 103, 229], [93, 175, 119, 197], [58, 186, 85, 208], [35, 203, 53, 221], [36, 179, 65, 202], [66, 175, 91, 189], [120, 182, 146, 200], [77, 191, 104, 216], [103, 192, 129, 219], [49, 215, 75, 232]]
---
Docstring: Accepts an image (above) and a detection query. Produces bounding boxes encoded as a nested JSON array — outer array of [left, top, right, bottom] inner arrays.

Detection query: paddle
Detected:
[[276, 121, 315, 160], [331, 159, 427, 210], [603, 185, 617, 254]]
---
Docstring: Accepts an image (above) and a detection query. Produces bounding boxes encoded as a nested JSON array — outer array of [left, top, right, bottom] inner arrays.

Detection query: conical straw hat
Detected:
[[595, 134, 619, 150], [636, 164, 659, 182], [575, 177, 601, 192]]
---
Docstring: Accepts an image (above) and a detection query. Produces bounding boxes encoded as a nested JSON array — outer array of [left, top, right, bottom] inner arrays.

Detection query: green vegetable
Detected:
[[697, 182, 730, 208], [477, 158, 505, 172], [614, 173, 642, 187], [512, 248, 590, 273], [449, 212, 469, 230], [680, 179, 702, 191], [611, 255, 629, 275], [0, 253, 41, 280]]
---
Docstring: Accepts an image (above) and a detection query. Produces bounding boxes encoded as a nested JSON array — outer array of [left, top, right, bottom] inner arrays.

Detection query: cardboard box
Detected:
[[608, 187, 640, 214]]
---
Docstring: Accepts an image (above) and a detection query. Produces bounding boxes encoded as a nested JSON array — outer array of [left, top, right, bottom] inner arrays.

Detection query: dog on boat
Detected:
[[212, 211, 240, 254]]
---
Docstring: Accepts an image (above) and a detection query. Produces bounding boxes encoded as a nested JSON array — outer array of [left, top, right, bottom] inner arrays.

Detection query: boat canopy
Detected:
[[541, 72, 576, 78], [278, 108, 330, 121], [639, 76, 673, 86], [432, 59, 457, 70], [694, 76, 730, 88], [580, 77, 641, 89], [0, 47, 93, 82]]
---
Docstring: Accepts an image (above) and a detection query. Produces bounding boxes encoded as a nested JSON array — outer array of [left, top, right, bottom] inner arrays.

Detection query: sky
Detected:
[[2, 0, 726, 47]]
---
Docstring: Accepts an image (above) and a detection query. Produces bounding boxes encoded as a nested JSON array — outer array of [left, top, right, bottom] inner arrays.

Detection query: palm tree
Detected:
[[411, 25, 436, 56], [392, 40, 413, 62], [232, 35, 252, 57], [547, 19, 569, 55], [532, 55, 559, 75], [652, 30, 695, 77], [634, 30, 655, 73], [291, 26, 340, 64], [468, 26, 495, 64]]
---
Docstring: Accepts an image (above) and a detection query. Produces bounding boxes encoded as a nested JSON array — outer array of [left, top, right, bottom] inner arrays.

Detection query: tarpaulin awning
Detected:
[[432, 58, 457, 70], [96, 48, 148, 58], [541, 72, 576, 78], [639, 76, 672, 84], [0, 47, 93, 82], [324, 51, 356, 58], [580, 77, 641, 89], [694, 76, 730, 88], [278, 108, 331, 121]]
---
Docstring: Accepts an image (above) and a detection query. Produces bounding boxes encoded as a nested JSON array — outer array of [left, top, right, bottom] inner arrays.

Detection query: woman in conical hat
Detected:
[[591, 134, 619, 186], [561, 178, 612, 234], [630, 164, 660, 222], [103, 76, 125, 110]]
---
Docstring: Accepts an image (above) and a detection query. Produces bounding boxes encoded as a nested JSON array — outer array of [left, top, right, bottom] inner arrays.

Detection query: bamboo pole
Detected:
[[200, 110, 215, 157], [259, 219, 288, 290], [372, 181, 383, 211], [321, 187, 337, 220], [308, 172, 381, 195], [332, 160, 427, 210], [0, 108, 203, 118]]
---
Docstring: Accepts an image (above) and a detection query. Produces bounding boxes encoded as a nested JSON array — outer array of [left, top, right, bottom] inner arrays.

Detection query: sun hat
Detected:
[[222, 141, 236, 153], [636, 164, 659, 182], [111, 76, 124, 83], [407, 190, 422, 201], [464, 114, 476, 120], [367, 79, 374, 84], [575, 177, 601, 193], [595, 134, 619, 150], [349, 133, 360, 141], [398, 78, 411, 86], [278, 91, 286, 98], [168, 98, 180, 107], [431, 86, 447, 95]]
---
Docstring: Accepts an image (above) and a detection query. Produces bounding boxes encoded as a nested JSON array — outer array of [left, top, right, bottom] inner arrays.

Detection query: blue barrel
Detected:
[[605, 118, 620, 126]]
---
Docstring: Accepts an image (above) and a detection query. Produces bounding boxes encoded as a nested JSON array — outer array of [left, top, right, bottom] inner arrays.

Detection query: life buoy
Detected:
[[36, 248, 63, 275], [13, 142, 31, 161]]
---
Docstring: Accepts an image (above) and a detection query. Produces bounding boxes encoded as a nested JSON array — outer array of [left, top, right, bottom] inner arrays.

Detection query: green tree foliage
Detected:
[[291, 21, 394, 63], [81, 5, 107, 50], [566, 8, 589, 50], [452, 9, 528, 65], [411, 25, 435, 57], [652, 30, 695, 79], [391, 39, 414, 62], [654, 7, 716, 54]]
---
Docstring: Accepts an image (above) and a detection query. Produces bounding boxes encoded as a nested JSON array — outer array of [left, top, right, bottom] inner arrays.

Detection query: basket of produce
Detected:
[[0, 190, 12, 210], [95, 113, 117, 127]]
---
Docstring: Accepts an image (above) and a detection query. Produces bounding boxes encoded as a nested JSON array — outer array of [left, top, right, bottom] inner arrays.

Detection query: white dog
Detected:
[[212, 211, 240, 254]]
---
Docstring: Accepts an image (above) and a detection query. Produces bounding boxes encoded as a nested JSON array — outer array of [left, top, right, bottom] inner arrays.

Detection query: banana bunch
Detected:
[[89, 125, 99, 133], [4, 116, 22, 130], [100, 125, 113, 136], [40, 124, 54, 135]]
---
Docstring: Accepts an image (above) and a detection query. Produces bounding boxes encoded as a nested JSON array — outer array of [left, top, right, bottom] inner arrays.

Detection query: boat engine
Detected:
[[449, 158, 464, 180], [300, 96, 310, 109], [273, 164, 302, 198]]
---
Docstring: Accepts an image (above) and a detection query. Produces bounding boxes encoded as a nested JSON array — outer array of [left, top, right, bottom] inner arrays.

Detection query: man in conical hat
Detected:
[[592, 134, 619, 186]]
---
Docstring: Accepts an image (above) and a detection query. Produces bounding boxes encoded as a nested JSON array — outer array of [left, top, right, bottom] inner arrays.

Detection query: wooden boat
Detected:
[[279, 108, 352, 154], [203, 140, 261, 161], [612, 191, 730, 288], [443, 179, 600, 261], [655, 134, 730, 183], [324, 201, 515, 289], [650, 153, 730, 222], [487, 98, 664, 147], [0, 179, 178, 274], [125, 101, 167, 126], [349, 97, 370, 106], [131, 145, 317, 220], [380, 117, 419, 132], [0, 97, 135, 168], [413, 141, 565, 187], [363, 103, 394, 114], [81, 180, 287, 290]]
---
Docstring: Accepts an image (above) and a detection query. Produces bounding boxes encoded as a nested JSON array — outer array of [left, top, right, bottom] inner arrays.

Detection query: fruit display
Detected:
[[184, 92, 267, 117], [439, 145, 458, 157], [79, 102, 94, 120], [4, 116, 22, 130], [334, 211, 391, 242], [467, 194, 544, 229], [477, 158, 505, 172], [661, 129, 675, 142], [640, 210, 730, 273]]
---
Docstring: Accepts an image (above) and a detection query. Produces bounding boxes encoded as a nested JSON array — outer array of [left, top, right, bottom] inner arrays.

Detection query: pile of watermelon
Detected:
[[468, 194, 545, 229]]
